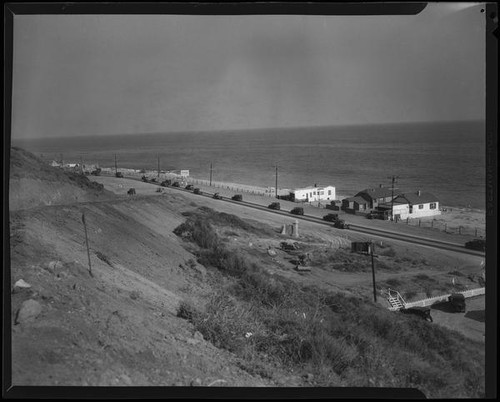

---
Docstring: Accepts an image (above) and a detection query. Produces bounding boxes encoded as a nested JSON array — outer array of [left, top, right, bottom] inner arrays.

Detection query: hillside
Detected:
[[9, 147, 116, 211], [8, 148, 485, 396]]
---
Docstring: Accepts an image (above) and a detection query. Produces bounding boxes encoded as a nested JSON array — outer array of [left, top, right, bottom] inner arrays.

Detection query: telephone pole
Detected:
[[387, 175, 399, 221], [370, 241, 377, 302], [210, 162, 213, 186], [275, 164, 279, 199]]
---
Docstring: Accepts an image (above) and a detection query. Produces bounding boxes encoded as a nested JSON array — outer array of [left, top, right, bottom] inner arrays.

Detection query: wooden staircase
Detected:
[[386, 288, 406, 310]]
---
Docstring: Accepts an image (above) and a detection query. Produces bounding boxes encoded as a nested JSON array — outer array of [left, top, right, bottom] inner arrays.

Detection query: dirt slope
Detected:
[[9, 147, 116, 211]]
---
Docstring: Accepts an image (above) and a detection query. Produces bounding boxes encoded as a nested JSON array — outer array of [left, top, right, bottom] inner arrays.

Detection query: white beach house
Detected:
[[291, 185, 336, 202], [387, 191, 441, 220]]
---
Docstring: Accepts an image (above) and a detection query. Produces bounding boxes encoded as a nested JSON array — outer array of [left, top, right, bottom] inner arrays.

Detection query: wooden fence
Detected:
[[388, 287, 485, 310]]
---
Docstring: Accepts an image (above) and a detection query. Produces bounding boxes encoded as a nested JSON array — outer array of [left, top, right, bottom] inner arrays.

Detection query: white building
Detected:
[[389, 191, 441, 220], [291, 185, 336, 202]]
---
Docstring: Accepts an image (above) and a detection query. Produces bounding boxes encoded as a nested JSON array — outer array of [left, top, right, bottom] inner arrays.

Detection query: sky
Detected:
[[11, 3, 486, 139]]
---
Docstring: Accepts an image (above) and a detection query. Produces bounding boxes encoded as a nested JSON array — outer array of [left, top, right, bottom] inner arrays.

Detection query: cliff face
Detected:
[[9, 147, 116, 211]]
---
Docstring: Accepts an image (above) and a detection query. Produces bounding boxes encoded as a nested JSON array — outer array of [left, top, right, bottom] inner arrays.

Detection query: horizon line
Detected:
[[12, 118, 485, 141]]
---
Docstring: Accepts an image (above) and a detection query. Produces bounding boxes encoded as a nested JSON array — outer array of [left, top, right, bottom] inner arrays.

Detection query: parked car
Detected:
[[448, 293, 466, 312], [193, 188, 202, 195], [142, 175, 148, 182], [160, 179, 172, 187], [172, 182, 180, 187], [150, 178, 157, 183], [90, 168, 101, 176], [323, 213, 339, 222], [185, 184, 194, 190], [213, 193, 222, 200], [290, 207, 304, 215], [115, 172, 124, 178], [268, 202, 281, 210], [231, 194, 243, 201], [465, 239, 486, 252]]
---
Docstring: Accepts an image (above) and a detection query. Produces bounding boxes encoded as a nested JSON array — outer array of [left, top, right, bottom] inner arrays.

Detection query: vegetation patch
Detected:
[[174, 213, 485, 397]]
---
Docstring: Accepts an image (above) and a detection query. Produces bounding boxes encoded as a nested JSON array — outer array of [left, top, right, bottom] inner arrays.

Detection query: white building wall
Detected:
[[293, 186, 336, 202], [392, 202, 441, 219]]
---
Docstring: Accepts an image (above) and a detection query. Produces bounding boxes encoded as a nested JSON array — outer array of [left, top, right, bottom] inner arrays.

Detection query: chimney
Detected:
[[417, 190, 421, 196]]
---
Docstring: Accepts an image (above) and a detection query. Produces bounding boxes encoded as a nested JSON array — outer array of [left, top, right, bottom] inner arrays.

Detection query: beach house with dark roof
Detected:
[[341, 196, 369, 212], [387, 191, 441, 220], [355, 185, 400, 209]]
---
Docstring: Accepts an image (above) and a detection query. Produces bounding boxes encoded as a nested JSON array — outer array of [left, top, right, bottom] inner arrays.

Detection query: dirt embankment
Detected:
[[9, 147, 116, 211]]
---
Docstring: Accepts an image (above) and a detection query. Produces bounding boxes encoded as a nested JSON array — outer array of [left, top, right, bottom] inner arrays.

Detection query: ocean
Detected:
[[12, 120, 486, 210]]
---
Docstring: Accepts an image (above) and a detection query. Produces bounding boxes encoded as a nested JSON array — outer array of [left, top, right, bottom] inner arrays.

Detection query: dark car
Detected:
[[160, 179, 172, 187], [465, 239, 486, 252], [268, 202, 281, 210], [150, 178, 157, 183], [172, 182, 180, 187], [193, 188, 202, 195], [333, 219, 349, 229], [142, 175, 148, 182], [185, 184, 194, 190], [448, 293, 466, 312], [232, 194, 243, 201], [290, 207, 304, 215], [323, 213, 339, 222], [115, 172, 124, 178], [400, 306, 433, 322], [213, 193, 222, 200]]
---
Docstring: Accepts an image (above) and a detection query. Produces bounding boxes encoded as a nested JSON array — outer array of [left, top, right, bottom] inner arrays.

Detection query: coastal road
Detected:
[[108, 174, 485, 257]]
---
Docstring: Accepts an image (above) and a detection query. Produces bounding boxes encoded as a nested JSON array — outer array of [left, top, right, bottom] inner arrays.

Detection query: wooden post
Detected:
[[370, 242, 377, 303], [82, 213, 93, 277]]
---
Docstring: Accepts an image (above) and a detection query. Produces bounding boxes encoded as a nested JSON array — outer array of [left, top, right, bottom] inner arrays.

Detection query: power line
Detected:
[[387, 175, 400, 221]]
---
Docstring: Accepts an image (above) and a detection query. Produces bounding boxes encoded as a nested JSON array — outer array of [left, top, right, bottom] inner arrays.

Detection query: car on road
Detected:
[[193, 188, 202, 195], [213, 193, 222, 200], [161, 179, 171, 187], [333, 220, 349, 229], [231, 194, 243, 201], [290, 207, 304, 215], [465, 239, 486, 252], [172, 182, 181, 187], [185, 184, 194, 190], [323, 213, 339, 222], [115, 172, 124, 178], [268, 202, 281, 210]]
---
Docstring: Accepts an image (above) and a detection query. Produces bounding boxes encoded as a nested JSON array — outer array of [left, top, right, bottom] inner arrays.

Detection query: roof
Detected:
[[355, 187, 397, 199], [293, 185, 335, 192], [343, 196, 368, 204], [393, 191, 439, 205]]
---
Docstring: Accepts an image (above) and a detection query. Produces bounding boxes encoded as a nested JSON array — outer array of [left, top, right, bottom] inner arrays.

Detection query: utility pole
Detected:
[[114, 154, 118, 175], [370, 241, 377, 302], [275, 163, 279, 199], [387, 175, 399, 221], [210, 162, 213, 186]]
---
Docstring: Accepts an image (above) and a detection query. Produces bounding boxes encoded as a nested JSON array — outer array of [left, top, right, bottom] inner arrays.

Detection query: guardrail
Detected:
[[388, 287, 485, 310]]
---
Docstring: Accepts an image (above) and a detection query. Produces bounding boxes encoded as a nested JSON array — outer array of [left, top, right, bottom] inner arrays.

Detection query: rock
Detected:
[[186, 338, 200, 345], [47, 260, 64, 272], [13, 279, 31, 292], [119, 374, 132, 385], [193, 331, 204, 341], [15, 299, 42, 324], [190, 378, 202, 386]]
